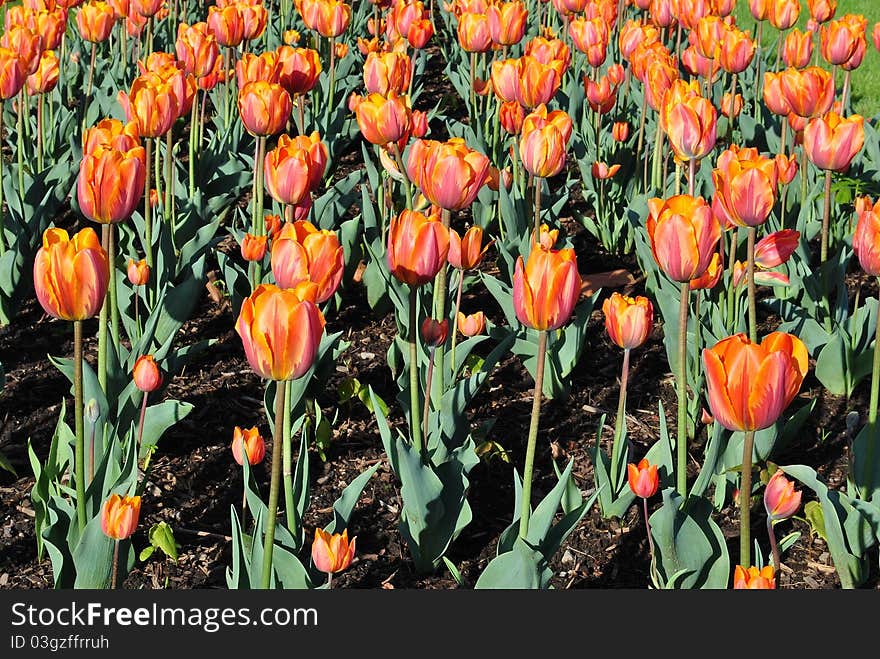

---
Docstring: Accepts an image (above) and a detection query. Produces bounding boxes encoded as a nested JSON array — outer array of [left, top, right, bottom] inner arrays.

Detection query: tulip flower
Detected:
[[779, 67, 835, 119], [809, 0, 837, 23], [584, 75, 617, 115], [612, 122, 629, 142], [271, 220, 344, 303], [448, 226, 489, 271], [207, 4, 245, 48], [119, 73, 179, 138], [232, 426, 266, 466], [754, 230, 800, 269], [718, 25, 756, 75], [387, 209, 450, 287], [712, 146, 778, 229], [519, 108, 572, 234], [241, 233, 268, 262], [733, 565, 776, 589], [457, 311, 486, 337], [354, 92, 411, 147], [689, 252, 723, 291], [311, 528, 356, 583], [628, 458, 659, 499], [782, 29, 813, 69], [238, 81, 292, 137], [591, 161, 621, 180], [406, 138, 490, 211], [275, 46, 322, 99], [854, 199, 880, 276], [176, 22, 219, 79], [101, 493, 141, 541], [513, 243, 579, 333], [264, 132, 328, 208], [236, 51, 279, 88], [363, 51, 411, 96], [133, 354, 162, 392], [77, 145, 147, 225], [603, 293, 653, 351], [660, 80, 717, 168], [820, 16, 860, 66], [300, 0, 351, 38], [803, 112, 864, 173], [768, 0, 799, 31], [76, 0, 114, 42], [569, 17, 609, 67], [239, 2, 268, 41], [515, 55, 564, 109], [647, 195, 721, 283], [127, 258, 149, 286], [704, 332, 808, 565], [764, 470, 801, 523], [487, 1, 527, 46]]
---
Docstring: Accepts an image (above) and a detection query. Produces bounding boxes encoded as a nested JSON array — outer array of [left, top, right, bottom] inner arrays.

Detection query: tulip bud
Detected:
[[420, 317, 449, 347], [457, 311, 485, 337], [764, 469, 802, 522], [133, 354, 163, 392], [627, 458, 659, 498], [354, 92, 411, 146], [241, 233, 268, 262], [612, 121, 629, 142], [854, 198, 880, 276], [231, 425, 266, 465], [803, 111, 865, 172], [127, 258, 150, 286], [602, 293, 653, 350], [754, 230, 800, 269], [591, 161, 621, 179], [647, 195, 721, 282], [238, 81, 292, 137], [406, 138, 490, 211], [448, 226, 490, 270], [311, 528, 356, 574], [387, 209, 450, 286], [101, 493, 141, 540]]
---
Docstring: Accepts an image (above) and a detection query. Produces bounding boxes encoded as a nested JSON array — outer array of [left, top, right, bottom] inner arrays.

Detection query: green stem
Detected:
[[282, 380, 294, 532], [109, 224, 119, 347], [747, 227, 757, 343], [820, 169, 832, 264], [144, 138, 153, 268], [324, 37, 336, 126], [739, 429, 755, 566], [726, 228, 738, 331], [610, 348, 631, 491], [409, 286, 424, 460], [74, 320, 86, 532], [136, 391, 148, 453], [188, 93, 197, 199], [260, 380, 287, 589], [533, 176, 542, 239], [422, 346, 435, 446], [111, 539, 120, 589], [432, 210, 451, 408], [97, 225, 109, 395], [252, 136, 267, 288], [651, 123, 663, 193], [676, 281, 689, 497], [643, 496, 656, 565], [799, 146, 808, 219], [390, 143, 412, 210], [767, 517, 781, 573], [0, 108, 5, 255], [469, 51, 477, 115], [37, 94, 43, 172], [165, 128, 175, 230], [864, 281, 880, 498], [519, 330, 548, 539], [16, 90, 24, 198], [449, 269, 463, 377]]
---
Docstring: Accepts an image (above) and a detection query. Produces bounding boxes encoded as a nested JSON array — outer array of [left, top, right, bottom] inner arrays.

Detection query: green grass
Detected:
[[733, 0, 880, 118]]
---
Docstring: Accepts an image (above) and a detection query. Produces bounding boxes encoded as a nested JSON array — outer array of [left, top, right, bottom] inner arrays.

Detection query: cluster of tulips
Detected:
[[5, 0, 880, 590]]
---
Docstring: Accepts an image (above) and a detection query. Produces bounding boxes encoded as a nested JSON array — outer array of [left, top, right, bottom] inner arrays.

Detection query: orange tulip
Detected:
[[448, 226, 490, 270], [300, 0, 351, 38], [133, 354, 162, 392], [838, 14, 868, 72], [602, 292, 653, 350], [703, 332, 808, 433], [711, 145, 778, 228], [498, 100, 524, 134], [748, 0, 769, 21], [387, 209, 450, 287], [238, 81, 292, 137], [26, 50, 59, 95], [643, 55, 680, 113], [584, 74, 617, 115], [873, 21, 880, 53], [612, 121, 630, 142], [808, 0, 837, 23], [235, 283, 326, 381], [768, 0, 799, 31], [130, 0, 162, 18], [118, 73, 179, 138], [627, 458, 659, 498], [236, 51, 279, 88], [820, 16, 861, 66], [803, 111, 864, 172], [127, 257, 149, 286], [77, 145, 147, 224], [28, 9, 68, 51], [782, 28, 813, 69], [385, 0, 427, 42], [649, 0, 675, 28], [83, 117, 140, 155], [693, 15, 725, 61], [100, 494, 141, 540], [138, 51, 176, 74], [619, 19, 659, 61], [733, 565, 776, 589], [176, 22, 219, 79], [363, 50, 411, 96], [661, 80, 717, 163], [264, 132, 327, 206], [239, 1, 268, 41], [854, 198, 880, 275], [311, 528, 356, 574], [354, 91, 411, 146], [76, 0, 114, 43], [406, 138, 490, 211], [0, 47, 25, 100], [689, 251, 723, 290], [513, 242, 580, 331], [764, 469, 801, 522], [523, 35, 570, 72], [457, 12, 491, 52], [489, 58, 519, 103], [591, 161, 621, 179], [457, 311, 486, 337], [231, 426, 266, 465], [275, 46, 322, 97], [2, 25, 42, 75], [270, 220, 344, 303], [155, 64, 196, 119], [753, 229, 800, 269], [779, 66, 834, 119], [207, 5, 245, 48], [647, 195, 721, 283], [241, 233, 268, 262], [718, 25, 755, 75], [421, 317, 449, 346], [569, 17, 609, 68], [33, 227, 109, 321], [519, 105, 572, 179], [487, 0, 527, 47], [515, 55, 563, 109]]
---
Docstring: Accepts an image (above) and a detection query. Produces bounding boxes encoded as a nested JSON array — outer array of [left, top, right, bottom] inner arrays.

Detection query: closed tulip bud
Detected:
[[661, 80, 717, 163], [457, 12, 491, 52], [238, 81, 291, 137], [411, 110, 428, 138], [100, 494, 141, 540], [721, 93, 743, 119], [803, 111, 864, 172], [236, 283, 326, 381], [264, 132, 328, 206], [457, 311, 485, 337], [364, 50, 411, 96], [127, 257, 149, 285], [421, 317, 449, 346], [487, 1, 527, 46], [119, 73, 179, 138], [761, 72, 791, 117], [76, 0, 114, 42], [519, 105, 572, 178], [627, 458, 659, 498], [265, 213, 282, 240], [854, 198, 880, 275], [754, 230, 800, 269], [591, 161, 621, 180], [809, 0, 837, 23], [0, 47, 25, 100], [355, 91, 411, 146], [34, 227, 109, 321], [779, 66, 835, 119], [275, 46, 321, 97], [125, 8, 148, 37], [176, 22, 219, 79], [231, 426, 266, 465], [712, 145, 778, 228], [133, 354, 162, 392], [2, 25, 42, 75], [303, 0, 351, 38], [647, 195, 721, 283], [513, 242, 580, 331], [764, 469, 801, 522], [78, 145, 147, 224], [703, 332, 808, 432], [241, 233, 268, 262], [448, 226, 490, 270], [387, 209, 449, 286], [840, 14, 868, 72], [649, 0, 675, 28], [311, 528, 356, 574], [733, 565, 776, 589], [772, 153, 798, 185], [642, 56, 679, 112], [749, 0, 769, 21], [782, 29, 813, 69], [271, 220, 344, 303], [406, 137, 490, 211], [497, 99, 523, 134], [239, 2, 268, 41], [694, 15, 725, 60], [27, 50, 59, 94], [207, 5, 245, 48], [768, 0, 799, 31], [602, 292, 653, 350], [612, 121, 630, 142], [689, 251, 723, 290], [405, 18, 433, 49]]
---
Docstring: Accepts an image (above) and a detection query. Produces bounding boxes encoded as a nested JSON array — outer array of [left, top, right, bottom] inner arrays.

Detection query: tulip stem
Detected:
[[798, 146, 808, 221], [16, 91, 24, 198], [727, 74, 738, 138], [252, 136, 267, 288], [610, 348, 631, 492], [676, 282, 689, 498], [842, 70, 852, 113], [98, 225, 109, 396], [325, 37, 336, 127], [409, 286, 424, 461], [188, 97, 197, 199], [643, 497, 656, 567], [137, 390, 149, 456], [37, 94, 43, 172], [747, 227, 757, 343], [739, 429, 755, 567], [389, 143, 412, 210], [282, 380, 294, 533], [0, 109, 5, 255], [85, 42, 97, 109], [144, 138, 153, 268], [519, 330, 547, 539], [820, 170, 832, 265], [423, 346, 435, 447], [469, 51, 477, 115], [74, 320, 86, 533], [432, 209, 451, 408], [111, 539, 120, 589], [651, 124, 663, 194], [109, 225, 119, 347], [533, 176, 542, 240], [766, 517, 781, 573], [450, 268, 464, 377], [864, 284, 880, 498], [260, 380, 287, 589]]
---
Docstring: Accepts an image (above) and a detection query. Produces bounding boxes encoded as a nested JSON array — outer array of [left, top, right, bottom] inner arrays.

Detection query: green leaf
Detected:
[[147, 522, 179, 563], [0, 449, 16, 477], [442, 556, 464, 586], [337, 377, 362, 403], [474, 538, 544, 589], [325, 463, 381, 535], [72, 513, 116, 589]]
